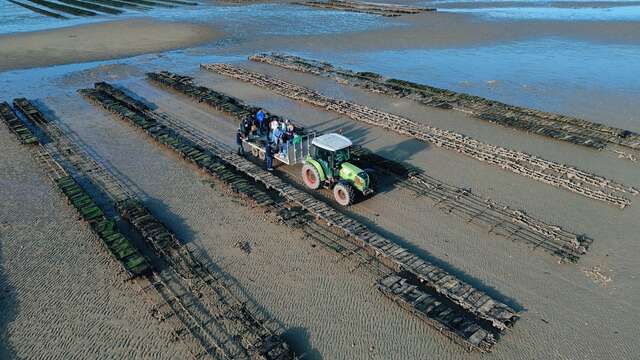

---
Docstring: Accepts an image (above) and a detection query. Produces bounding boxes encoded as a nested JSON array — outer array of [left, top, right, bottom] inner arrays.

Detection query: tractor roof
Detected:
[[312, 133, 352, 151]]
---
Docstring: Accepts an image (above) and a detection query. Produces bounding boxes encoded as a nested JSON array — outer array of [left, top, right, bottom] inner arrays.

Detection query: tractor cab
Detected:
[[309, 133, 352, 178], [302, 133, 374, 206]]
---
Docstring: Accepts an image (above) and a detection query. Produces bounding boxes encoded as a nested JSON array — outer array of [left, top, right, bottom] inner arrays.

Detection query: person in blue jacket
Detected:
[[256, 109, 266, 136]]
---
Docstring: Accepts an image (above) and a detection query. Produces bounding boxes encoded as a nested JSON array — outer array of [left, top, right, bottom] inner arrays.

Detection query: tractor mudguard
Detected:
[[305, 158, 326, 181]]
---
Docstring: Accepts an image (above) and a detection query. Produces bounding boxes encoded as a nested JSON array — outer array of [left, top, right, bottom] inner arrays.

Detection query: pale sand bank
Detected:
[[0, 19, 221, 72]]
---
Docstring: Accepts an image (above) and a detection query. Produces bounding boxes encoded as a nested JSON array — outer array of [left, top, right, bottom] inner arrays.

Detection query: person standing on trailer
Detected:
[[293, 132, 302, 148], [269, 118, 279, 141], [280, 131, 289, 156], [236, 129, 245, 156], [265, 141, 274, 171], [256, 109, 266, 136], [273, 125, 284, 151], [241, 116, 252, 138]]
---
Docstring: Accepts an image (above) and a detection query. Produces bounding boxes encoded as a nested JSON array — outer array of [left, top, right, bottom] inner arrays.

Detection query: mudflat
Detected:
[[0, 19, 220, 72], [1, 1, 639, 359]]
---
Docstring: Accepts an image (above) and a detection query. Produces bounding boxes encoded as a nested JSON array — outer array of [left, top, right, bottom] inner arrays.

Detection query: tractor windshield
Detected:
[[334, 147, 350, 165]]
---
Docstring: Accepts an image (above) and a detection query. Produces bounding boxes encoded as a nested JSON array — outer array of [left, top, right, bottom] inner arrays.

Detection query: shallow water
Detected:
[[0, 50, 236, 100], [2, 33, 639, 131], [0, 2, 116, 34], [439, 4, 640, 20], [290, 37, 640, 130], [427, 0, 640, 4], [1, 1, 638, 130], [420, 0, 640, 20], [0, 2, 392, 35]]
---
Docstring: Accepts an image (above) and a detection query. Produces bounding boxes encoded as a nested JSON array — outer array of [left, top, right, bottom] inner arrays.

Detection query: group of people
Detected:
[[236, 109, 301, 171]]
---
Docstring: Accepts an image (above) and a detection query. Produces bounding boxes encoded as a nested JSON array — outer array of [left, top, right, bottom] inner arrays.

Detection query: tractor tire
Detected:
[[302, 164, 321, 190], [333, 182, 355, 206]]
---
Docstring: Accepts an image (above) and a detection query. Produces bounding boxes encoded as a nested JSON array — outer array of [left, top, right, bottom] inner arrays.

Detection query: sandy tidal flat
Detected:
[[0, 19, 220, 72], [1, 2, 640, 358]]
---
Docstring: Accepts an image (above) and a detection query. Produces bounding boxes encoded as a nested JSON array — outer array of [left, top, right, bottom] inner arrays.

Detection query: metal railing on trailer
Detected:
[[242, 132, 315, 166]]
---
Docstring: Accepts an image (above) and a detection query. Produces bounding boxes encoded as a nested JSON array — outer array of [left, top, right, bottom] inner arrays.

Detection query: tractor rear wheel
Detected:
[[302, 164, 321, 190], [333, 182, 355, 206]]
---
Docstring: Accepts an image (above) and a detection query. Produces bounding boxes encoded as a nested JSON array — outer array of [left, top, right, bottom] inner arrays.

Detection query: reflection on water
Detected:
[[295, 38, 640, 129], [422, 0, 640, 20], [439, 5, 640, 21]]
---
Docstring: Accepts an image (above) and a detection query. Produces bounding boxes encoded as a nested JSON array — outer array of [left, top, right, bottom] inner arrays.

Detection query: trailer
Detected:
[[242, 132, 315, 166]]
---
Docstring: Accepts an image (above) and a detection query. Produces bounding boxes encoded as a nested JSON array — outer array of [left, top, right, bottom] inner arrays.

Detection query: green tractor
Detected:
[[301, 133, 374, 206]]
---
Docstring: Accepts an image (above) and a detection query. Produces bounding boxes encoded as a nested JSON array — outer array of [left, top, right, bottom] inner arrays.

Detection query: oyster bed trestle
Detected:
[[9, 97, 295, 360], [145, 70, 591, 262], [7, 0, 198, 19], [202, 63, 638, 208], [81, 81, 521, 352], [1, 102, 151, 278], [7, 0, 68, 18], [251, 53, 640, 151], [294, 0, 436, 17]]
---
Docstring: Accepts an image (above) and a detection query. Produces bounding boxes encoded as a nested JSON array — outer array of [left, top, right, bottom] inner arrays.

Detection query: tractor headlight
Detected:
[[356, 172, 368, 188]]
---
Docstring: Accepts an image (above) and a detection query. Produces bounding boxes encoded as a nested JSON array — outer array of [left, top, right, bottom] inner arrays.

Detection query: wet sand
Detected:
[[0, 124, 193, 359], [0, 19, 220, 72]]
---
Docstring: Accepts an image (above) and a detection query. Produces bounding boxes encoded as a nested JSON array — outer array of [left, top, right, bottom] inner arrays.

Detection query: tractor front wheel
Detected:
[[302, 164, 321, 190], [333, 182, 355, 206]]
